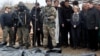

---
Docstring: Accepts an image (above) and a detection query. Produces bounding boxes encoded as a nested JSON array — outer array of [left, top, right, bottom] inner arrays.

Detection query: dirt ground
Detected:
[[0, 27, 100, 56], [62, 47, 100, 56]]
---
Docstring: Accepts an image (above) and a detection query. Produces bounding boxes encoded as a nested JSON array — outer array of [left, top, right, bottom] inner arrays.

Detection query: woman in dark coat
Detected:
[[71, 6, 81, 49]]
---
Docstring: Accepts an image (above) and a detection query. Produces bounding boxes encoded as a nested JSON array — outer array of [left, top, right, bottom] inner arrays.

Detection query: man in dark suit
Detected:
[[85, 1, 99, 51]]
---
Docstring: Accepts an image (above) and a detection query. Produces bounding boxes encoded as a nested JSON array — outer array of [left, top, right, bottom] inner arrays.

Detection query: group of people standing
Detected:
[[59, 0, 100, 51], [0, 0, 100, 51]]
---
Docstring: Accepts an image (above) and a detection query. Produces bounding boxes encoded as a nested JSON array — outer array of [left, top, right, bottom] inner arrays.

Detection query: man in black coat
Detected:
[[96, 4, 100, 48], [31, 3, 42, 47], [85, 1, 99, 51], [60, 0, 73, 47], [80, 3, 89, 48]]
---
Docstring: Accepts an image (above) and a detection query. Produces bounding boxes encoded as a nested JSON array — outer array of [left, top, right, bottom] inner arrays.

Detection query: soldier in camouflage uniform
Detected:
[[42, 0, 56, 48], [12, 2, 31, 49]]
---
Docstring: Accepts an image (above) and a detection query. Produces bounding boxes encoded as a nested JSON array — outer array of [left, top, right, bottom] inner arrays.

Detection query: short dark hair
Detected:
[[5, 7, 11, 10], [35, 2, 40, 6], [45, 0, 52, 2], [54, 0, 59, 3], [65, 0, 69, 2], [60, 1, 65, 7], [72, 1, 79, 6], [87, 1, 93, 4]]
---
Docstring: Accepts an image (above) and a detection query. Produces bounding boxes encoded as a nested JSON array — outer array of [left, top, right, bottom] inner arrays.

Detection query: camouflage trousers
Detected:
[[17, 27, 30, 47], [3, 26, 14, 45], [43, 24, 56, 47]]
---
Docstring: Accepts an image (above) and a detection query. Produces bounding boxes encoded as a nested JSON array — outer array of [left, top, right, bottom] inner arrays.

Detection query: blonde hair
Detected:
[[73, 5, 80, 12]]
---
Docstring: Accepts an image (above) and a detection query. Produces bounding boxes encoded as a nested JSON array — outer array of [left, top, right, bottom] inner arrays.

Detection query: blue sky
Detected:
[[0, 0, 46, 8]]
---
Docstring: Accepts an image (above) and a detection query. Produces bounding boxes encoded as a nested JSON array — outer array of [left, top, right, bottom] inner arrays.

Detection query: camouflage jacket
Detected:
[[42, 6, 56, 27]]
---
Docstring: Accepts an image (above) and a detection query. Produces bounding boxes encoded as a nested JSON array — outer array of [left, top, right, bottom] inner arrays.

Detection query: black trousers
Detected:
[[71, 26, 81, 47], [33, 30, 41, 46], [40, 28, 44, 44], [81, 28, 89, 48], [88, 29, 98, 50], [60, 22, 72, 46], [36, 30, 41, 46], [48, 34, 53, 49]]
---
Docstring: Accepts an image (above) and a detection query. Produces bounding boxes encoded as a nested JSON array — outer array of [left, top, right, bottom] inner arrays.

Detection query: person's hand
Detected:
[[62, 24, 64, 27], [37, 28, 40, 31], [48, 16, 54, 19], [74, 25, 76, 28], [36, 18, 38, 21], [12, 27, 14, 31], [95, 27, 99, 30]]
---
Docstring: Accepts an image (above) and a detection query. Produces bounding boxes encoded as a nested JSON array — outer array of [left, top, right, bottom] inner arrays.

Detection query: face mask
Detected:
[[18, 6, 24, 11]]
